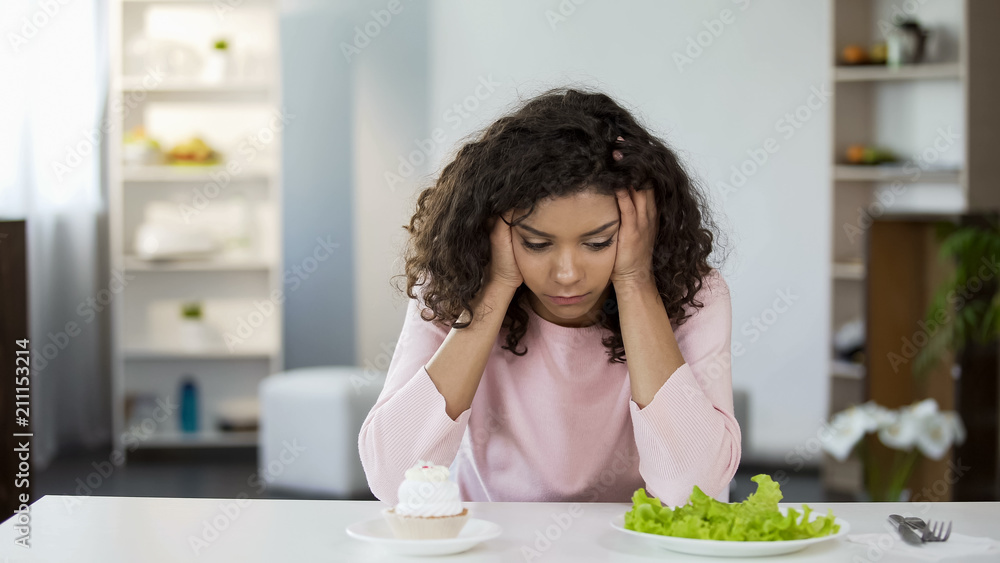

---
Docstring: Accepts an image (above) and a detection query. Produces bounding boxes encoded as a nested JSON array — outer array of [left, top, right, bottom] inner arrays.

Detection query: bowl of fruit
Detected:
[[122, 126, 163, 166], [167, 136, 220, 166], [845, 144, 897, 165]]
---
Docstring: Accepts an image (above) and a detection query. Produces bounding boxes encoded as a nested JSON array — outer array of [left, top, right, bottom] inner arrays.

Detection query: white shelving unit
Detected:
[[825, 0, 1000, 497], [832, 61, 961, 81], [108, 0, 283, 456]]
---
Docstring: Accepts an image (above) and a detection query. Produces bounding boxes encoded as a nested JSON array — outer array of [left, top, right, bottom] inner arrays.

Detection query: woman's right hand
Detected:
[[486, 211, 524, 291]]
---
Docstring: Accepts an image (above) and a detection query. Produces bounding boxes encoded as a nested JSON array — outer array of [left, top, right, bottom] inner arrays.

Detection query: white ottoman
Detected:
[[258, 365, 386, 497]]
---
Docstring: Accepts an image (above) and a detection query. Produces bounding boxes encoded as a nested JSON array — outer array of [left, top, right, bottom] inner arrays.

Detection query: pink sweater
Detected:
[[358, 268, 741, 507]]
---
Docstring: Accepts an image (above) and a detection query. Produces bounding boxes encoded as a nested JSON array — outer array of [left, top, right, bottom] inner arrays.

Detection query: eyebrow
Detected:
[[516, 219, 620, 239]]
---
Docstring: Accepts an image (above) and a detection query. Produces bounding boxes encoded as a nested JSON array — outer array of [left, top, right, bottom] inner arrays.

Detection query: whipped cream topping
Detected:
[[404, 462, 451, 482], [395, 460, 464, 517]]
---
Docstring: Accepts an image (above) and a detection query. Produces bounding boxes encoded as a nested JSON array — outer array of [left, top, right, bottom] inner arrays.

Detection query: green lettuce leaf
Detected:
[[624, 474, 841, 541]]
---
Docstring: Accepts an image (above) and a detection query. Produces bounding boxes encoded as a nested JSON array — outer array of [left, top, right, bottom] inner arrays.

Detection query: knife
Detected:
[[904, 516, 927, 530], [888, 514, 923, 546]]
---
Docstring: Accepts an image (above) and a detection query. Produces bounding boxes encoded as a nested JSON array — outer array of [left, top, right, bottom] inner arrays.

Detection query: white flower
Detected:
[[823, 398, 967, 461], [821, 406, 870, 461], [907, 398, 939, 419], [914, 412, 952, 459], [942, 411, 967, 445], [914, 410, 967, 460], [877, 409, 920, 451], [876, 398, 967, 457], [858, 401, 895, 430]]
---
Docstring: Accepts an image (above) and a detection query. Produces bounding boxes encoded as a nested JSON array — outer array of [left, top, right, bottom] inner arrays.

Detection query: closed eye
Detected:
[[522, 238, 615, 252]]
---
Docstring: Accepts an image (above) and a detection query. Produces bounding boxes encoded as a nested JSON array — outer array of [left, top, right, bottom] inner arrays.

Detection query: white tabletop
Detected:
[[1, 495, 999, 562]]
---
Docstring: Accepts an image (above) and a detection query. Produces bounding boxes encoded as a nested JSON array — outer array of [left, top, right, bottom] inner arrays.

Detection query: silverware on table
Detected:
[[926, 520, 953, 542], [904, 516, 925, 529], [906, 517, 953, 542], [890, 514, 953, 543], [888, 514, 924, 546]]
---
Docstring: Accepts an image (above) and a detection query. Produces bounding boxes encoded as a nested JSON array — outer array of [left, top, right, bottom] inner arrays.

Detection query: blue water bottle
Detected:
[[179, 376, 199, 433]]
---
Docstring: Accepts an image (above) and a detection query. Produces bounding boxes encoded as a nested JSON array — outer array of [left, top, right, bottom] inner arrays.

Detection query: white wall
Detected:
[[355, 0, 832, 464], [281, 0, 359, 367], [352, 0, 431, 372]]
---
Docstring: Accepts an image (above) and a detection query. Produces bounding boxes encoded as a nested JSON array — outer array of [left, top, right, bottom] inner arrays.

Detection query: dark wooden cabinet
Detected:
[[0, 220, 30, 523]]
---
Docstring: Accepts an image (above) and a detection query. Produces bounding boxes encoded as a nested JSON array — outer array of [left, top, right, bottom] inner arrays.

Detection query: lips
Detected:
[[546, 293, 589, 305]]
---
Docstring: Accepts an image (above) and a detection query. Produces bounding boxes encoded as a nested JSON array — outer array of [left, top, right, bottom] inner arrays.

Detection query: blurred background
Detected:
[[1, 0, 998, 515]]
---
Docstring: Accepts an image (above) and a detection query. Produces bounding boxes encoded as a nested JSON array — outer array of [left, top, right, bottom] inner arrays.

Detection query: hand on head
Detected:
[[487, 211, 524, 291]]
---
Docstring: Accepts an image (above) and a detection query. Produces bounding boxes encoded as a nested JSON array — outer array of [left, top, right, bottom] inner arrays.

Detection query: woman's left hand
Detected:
[[610, 185, 658, 289]]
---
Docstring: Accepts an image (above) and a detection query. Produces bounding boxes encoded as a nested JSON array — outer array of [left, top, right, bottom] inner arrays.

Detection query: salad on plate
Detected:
[[624, 474, 841, 542]]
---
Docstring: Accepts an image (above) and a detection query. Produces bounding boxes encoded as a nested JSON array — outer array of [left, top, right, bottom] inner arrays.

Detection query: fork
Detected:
[[905, 517, 953, 542], [923, 520, 953, 542]]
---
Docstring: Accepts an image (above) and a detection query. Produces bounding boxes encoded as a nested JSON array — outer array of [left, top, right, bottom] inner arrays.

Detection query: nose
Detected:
[[552, 247, 582, 286]]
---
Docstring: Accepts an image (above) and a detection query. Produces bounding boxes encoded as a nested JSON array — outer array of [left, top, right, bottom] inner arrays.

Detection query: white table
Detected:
[[1, 495, 998, 562]]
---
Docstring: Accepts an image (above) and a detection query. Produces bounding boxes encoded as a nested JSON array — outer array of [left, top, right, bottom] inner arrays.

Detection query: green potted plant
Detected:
[[202, 37, 232, 83], [912, 217, 1000, 380], [181, 301, 203, 321], [179, 301, 219, 350]]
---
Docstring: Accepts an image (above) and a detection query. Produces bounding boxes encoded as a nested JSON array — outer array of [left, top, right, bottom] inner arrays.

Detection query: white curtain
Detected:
[[0, 0, 110, 469]]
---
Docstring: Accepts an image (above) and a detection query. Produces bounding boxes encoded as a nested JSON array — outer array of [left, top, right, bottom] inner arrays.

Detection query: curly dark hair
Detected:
[[392, 86, 729, 364]]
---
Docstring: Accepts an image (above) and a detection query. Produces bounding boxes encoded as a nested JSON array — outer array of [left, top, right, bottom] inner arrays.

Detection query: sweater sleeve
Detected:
[[357, 293, 473, 505], [627, 269, 742, 506]]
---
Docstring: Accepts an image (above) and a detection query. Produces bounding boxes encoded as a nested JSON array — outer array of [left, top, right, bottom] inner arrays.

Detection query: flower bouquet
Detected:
[[820, 398, 965, 501]]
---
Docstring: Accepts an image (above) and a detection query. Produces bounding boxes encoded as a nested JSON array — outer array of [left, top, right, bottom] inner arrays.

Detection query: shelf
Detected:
[[131, 430, 258, 449], [832, 261, 865, 280], [124, 255, 273, 272], [833, 165, 962, 184], [831, 358, 865, 380], [112, 0, 284, 457], [120, 76, 272, 93], [833, 63, 962, 82], [123, 346, 276, 360], [122, 164, 275, 182]]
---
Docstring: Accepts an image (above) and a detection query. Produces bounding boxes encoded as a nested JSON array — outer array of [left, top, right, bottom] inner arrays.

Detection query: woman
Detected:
[[358, 87, 741, 507]]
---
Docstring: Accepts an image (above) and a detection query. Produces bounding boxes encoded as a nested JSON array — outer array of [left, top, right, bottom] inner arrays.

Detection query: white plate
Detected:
[[346, 516, 501, 556], [610, 507, 850, 557]]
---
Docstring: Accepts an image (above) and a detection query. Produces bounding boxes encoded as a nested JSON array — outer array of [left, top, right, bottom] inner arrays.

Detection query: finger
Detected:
[[642, 188, 657, 230], [492, 213, 509, 240], [500, 213, 514, 241], [616, 188, 636, 230], [635, 187, 657, 235], [631, 187, 649, 230], [628, 187, 650, 234]]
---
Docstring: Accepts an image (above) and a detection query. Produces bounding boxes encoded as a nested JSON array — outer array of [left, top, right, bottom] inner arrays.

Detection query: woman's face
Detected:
[[511, 190, 620, 328]]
